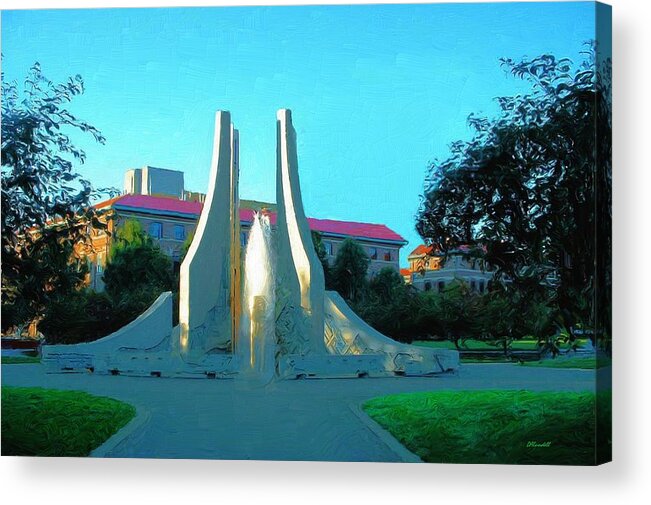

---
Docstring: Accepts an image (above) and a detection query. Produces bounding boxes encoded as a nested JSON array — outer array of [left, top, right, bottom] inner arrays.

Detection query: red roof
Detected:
[[96, 194, 202, 215], [97, 194, 406, 244], [400, 268, 411, 277], [408, 243, 481, 257], [409, 244, 435, 257]]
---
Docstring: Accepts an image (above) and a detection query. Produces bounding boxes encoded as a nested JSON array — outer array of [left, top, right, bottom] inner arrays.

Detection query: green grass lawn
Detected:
[[363, 390, 611, 465], [412, 339, 588, 351], [2, 356, 41, 364], [1, 387, 136, 457], [460, 358, 512, 364], [522, 356, 612, 369]]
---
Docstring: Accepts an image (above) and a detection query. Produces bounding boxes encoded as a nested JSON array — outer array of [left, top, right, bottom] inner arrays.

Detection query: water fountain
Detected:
[[237, 212, 276, 381], [42, 109, 459, 379]]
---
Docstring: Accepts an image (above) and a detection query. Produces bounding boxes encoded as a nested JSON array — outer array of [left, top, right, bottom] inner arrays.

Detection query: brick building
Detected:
[[85, 168, 407, 291]]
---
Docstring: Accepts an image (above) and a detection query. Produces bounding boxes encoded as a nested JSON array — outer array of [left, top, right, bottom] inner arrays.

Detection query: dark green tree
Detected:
[[40, 220, 175, 344], [179, 230, 195, 264], [40, 290, 118, 344], [310, 230, 333, 289], [478, 285, 557, 356], [368, 267, 405, 305], [1, 237, 89, 335], [418, 280, 482, 349], [102, 219, 174, 300], [358, 267, 420, 342], [331, 237, 370, 303], [416, 45, 611, 343], [1, 63, 114, 334]]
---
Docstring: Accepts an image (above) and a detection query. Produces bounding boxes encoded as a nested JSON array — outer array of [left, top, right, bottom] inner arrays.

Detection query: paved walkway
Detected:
[[1, 363, 607, 462]]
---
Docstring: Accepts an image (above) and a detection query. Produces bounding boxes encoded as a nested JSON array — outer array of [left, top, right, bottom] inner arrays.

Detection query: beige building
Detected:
[[124, 166, 185, 200], [402, 244, 493, 293]]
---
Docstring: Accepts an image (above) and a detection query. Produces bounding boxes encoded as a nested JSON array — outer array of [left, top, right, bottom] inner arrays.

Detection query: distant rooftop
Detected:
[[409, 244, 435, 257], [408, 243, 479, 258], [96, 194, 406, 244]]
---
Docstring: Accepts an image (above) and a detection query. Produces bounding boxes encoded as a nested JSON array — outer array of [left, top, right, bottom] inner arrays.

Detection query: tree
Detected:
[[368, 267, 405, 305], [1, 63, 113, 334], [310, 230, 333, 289], [179, 230, 195, 264], [102, 219, 174, 300], [110, 218, 151, 251], [40, 290, 117, 344], [358, 267, 420, 342], [1, 236, 89, 335], [416, 45, 611, 342], [419, 280, 482, 349], [473, 284, 553, 355], [331, 238, 369, 303], [39, 220, 175, 344]]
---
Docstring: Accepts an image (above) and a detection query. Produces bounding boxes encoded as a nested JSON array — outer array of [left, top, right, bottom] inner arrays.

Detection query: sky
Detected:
[[1, 2, 598, 266]]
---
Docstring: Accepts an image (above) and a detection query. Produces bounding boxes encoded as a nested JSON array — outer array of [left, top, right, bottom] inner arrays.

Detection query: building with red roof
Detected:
[[404, 243, 493, 294], [86, 168, 408, 291]]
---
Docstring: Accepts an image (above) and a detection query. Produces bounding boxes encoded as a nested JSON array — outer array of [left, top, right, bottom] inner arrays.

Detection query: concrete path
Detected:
[[1, 363, 608, 462]]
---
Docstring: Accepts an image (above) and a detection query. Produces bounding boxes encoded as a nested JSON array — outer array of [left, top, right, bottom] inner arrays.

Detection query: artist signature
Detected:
[[527, 441, 552, 448]]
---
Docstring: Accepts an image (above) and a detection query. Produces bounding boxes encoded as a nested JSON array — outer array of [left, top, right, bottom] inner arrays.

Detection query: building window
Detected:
[[384, 251, 392, 261], [479, 280, 485, 293], [369, 247, 378, 260], [174, 224, 185, 241], [240, 231, 248, 248], [438, 281, 445, 293], [324, 241, 334, 256], [96, 252, 104, 273], [424, 282, 432, 291], [149, 222, 162, 239]]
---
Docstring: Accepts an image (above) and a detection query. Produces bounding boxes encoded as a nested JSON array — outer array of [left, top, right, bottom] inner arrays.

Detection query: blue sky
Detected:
[[1, 2, 597, 265]]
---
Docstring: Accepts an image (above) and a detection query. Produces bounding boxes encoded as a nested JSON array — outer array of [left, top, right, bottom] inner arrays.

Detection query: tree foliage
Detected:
[[310, 230, 333, 289], [356, 267, 420, 342], [179, 229, 195, 264], [1, 239, 89, 334], [354, 274, 557, 347], [103, 219, 174, 299], [1, 63, 114, 332], [368, 267, 405, 305], [330, 238, 370, 303], [416, 45, 611, 341], [41, 219, 175, 344], [435, 282, 482, 344]]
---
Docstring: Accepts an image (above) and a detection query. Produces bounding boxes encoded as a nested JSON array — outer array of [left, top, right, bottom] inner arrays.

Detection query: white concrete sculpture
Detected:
[[42, 292, 174, 375], [178, 111, 240, 359], [323, 291, 458, 374], [42, 112, 241, 377], [274, 109, 327, 356], [273, 109, 457, 378], [42, 108, 458, 379], [277, 292, 459, 378]]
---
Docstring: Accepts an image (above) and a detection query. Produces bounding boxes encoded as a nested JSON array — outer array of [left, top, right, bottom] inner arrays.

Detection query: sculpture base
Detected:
[[43, 349, 458, 380], [278, 350, 459, 380], [43, 349, 239, 379]]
